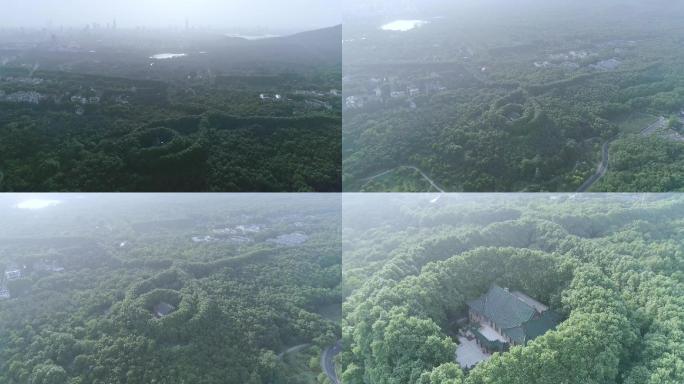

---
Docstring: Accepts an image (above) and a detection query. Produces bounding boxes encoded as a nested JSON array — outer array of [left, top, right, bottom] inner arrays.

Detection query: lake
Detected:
[[149, 53, 187, 60], [226, 34, 280, 40], [381, 20, 429, 32], [16, 199, 61, 210]]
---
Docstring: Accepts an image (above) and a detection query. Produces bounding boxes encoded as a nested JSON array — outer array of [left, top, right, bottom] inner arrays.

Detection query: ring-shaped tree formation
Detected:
[[341, 195, 684, 384]]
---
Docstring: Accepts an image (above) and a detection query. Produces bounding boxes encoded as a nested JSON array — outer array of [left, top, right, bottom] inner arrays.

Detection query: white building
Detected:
[[4, 91, 42, 104], [71, 95, 88, 104], [260, 93, 283, 102], [345, 96, 363, 109], [306, 99, 332, 110], [5, 269, 21, 281]]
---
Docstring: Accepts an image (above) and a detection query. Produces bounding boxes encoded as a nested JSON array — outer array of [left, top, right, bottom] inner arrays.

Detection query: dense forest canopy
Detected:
[[0, 194, 341, 384], [343, 0, 684, 192], [0, 26, 342, 192], [341, 193, 684, 383]]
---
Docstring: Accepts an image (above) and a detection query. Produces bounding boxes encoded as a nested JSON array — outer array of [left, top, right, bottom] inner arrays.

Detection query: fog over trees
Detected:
[[0, 194, 341, 384], [343, 0, 684, 192]]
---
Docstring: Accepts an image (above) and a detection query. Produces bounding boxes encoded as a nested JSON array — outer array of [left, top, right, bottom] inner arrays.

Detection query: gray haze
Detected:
[[344, 0, 684, 19], [0, 0, 341, 32]]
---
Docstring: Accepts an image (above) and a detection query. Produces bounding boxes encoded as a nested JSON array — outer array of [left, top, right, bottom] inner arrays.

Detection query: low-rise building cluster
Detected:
[[70, 95, 101, 105], [0, 287, 10, 300], [4, 267, 23, 281], [0, 90, 43, 104], [258, 89, 340, 114], [344, 75, 446, 111], [260, 93, 282, 102], [0, 76, 44, 85]]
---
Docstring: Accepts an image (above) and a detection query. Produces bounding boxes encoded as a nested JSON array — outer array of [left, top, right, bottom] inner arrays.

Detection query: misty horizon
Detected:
[[0, 0, 341, 34]]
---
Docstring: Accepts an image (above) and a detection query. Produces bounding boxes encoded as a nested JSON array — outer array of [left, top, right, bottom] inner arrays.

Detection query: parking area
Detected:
[[456, 336, 491, 369]]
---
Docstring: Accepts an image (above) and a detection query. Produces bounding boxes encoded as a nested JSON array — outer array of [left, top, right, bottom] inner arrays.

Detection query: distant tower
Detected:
[[113, 18, 117, 30], [185, 18, 189, 30]]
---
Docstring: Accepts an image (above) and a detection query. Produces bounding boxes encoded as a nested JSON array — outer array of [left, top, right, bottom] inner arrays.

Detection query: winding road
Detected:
[[640, 116, 667, 137], [576, 140, 611, 192], [359, 116, 675, 193], [576, 115, 673, 192], [277, 341, 340, 383], [321, 340, 342, 384]]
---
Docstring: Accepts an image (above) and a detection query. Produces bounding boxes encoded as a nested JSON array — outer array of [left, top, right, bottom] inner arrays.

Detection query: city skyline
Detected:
[[0, 0, 341, 32]]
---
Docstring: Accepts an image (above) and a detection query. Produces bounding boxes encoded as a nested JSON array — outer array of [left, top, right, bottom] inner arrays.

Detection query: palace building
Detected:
[[466, 285, 561, 353]]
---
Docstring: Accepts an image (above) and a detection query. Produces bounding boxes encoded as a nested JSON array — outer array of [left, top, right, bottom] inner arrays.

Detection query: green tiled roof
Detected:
[[468, 284, 559, 345], [523, 309, 562, 341], [504, 326, 526, 345], [467, 285, 536, 329]]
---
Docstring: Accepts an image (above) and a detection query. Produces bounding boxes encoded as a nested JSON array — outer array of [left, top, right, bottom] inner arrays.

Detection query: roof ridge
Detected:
[[500, 285, 538, 314]]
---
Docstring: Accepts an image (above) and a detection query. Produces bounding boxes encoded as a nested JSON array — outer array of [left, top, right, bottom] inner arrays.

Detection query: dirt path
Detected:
[[277, 343, 310, 359], [359, 165, 446, 192]]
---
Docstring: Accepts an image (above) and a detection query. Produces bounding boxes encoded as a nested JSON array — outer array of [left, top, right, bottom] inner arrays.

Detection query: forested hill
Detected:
[[341, 194, 684, 383], [342, 0, 684, 192], [0, 24, 342, 192], [255, 25, 343, 65], [0, 195, 341, 384], [205, 25, 342, 68]]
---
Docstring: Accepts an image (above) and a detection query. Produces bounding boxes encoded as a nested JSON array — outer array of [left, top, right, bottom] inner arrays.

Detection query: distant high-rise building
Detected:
[[113, 19, 117, 30], [185, 18, 190, 30]]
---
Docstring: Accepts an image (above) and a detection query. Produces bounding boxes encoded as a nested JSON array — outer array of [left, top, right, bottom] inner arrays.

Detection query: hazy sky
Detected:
[[0, 0, 341, 31]]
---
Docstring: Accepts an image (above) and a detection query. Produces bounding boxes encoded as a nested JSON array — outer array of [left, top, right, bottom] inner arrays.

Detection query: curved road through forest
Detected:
[[576, 116, 670, 192], [576, 140, 611, 192], [321, 340, 342, 384]]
